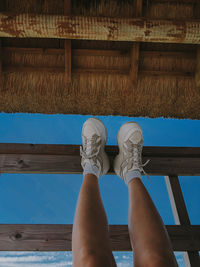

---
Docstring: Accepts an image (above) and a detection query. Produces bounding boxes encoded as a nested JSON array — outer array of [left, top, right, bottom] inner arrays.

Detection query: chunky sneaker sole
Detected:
[[114, 122, 143, 183], [81, 118, 110, 177]]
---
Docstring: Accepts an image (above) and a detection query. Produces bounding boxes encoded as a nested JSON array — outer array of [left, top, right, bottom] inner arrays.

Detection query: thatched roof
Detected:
[[0, 0, 200, 119]]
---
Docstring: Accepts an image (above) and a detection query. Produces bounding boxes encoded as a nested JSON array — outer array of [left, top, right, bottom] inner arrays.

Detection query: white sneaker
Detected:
[[114, 122, 148, 184], [80, 118, 110, 178]]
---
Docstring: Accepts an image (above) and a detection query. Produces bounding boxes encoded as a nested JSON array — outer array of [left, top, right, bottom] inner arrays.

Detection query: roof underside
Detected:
[[0, 0, 200, 119]]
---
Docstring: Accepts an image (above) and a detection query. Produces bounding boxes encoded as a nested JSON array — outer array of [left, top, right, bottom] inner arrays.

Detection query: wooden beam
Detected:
[[165, 176, 200, 267], [3, 66, 129, 75], [0, 224, 199, 251], [64, 0, 71, 83], [141, 70, 193, 77], [130, 0, 142, 85], [0, 144, 200, 175], [2, 47, 195, 59], [2, 66, 193, 77], [1, 13, 200, 44], [2, 47, 127, 56]]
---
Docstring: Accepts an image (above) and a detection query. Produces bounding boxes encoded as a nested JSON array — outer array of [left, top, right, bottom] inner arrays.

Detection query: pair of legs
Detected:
[[72, 175, 177, 267], [72, 118, 178, 266]]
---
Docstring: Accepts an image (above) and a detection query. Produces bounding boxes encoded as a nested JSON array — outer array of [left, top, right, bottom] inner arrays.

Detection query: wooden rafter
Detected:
[[64, 0, 71, 83], [0, 224, 199, 252], [0, 144, 200, 175], [2, 66, 194, 77], [1, 13, 200, 44], [0, 47, 195, 77], [165, 176, 200, 266], [1, 47, 196, 59], [129, 0, 142, 85]]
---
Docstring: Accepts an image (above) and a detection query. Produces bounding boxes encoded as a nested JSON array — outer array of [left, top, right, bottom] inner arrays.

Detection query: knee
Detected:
[[75, 247, 113, 267]]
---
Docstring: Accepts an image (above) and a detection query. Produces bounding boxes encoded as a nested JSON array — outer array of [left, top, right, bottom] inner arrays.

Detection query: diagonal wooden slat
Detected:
[[165, 176, 200, 266], [0, 224, 199, 251]]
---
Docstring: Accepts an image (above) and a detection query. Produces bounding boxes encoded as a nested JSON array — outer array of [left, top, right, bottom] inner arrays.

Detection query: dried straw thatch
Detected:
[[0, 0, 200, 119]]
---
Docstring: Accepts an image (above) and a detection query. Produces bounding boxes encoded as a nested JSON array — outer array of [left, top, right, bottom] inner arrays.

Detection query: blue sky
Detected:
[[0, 113, 199, 266]]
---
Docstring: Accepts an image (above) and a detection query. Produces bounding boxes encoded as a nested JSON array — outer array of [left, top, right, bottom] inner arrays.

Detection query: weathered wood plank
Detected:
[[64, 0, 71, 83], [1, 13, 200, 44], [165, 176, 200, 267], [0, 224, 199, 251], [1, 144, 200, 157], [0, 144, 200, 175]]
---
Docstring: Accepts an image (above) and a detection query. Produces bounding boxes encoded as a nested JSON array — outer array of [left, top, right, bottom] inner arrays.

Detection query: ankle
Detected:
[[83, 163, 100, 178], [125, 169, 141, 185], [84, 173, 98, 180]]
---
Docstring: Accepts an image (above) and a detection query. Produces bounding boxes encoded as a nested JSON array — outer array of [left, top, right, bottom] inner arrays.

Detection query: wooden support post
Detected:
[[165, 176, 200, 267], [1, 13, 200, 44], [130, 0, 142, 85], [64, 0, 71, 83]]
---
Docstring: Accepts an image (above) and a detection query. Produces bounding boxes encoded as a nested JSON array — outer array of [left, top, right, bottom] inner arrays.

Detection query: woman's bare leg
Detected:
[[72, 174, 116, 267], [72, 118, 116, 267], [114, 122, 178, 267], [128, 178, 178, 267]]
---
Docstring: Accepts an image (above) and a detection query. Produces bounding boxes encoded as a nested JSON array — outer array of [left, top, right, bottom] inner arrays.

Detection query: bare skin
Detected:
[[128, 178, 178, 267], [72, 174, 178, 267], [72, 173, 117, 267]]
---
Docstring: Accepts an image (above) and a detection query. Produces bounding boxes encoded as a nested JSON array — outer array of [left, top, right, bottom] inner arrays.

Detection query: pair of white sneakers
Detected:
[[80, 118, 146, 185]]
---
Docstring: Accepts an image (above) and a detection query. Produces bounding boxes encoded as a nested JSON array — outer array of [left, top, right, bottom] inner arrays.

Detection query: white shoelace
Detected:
[[123, 142, 150, 179], [80, 135, 101, 166]]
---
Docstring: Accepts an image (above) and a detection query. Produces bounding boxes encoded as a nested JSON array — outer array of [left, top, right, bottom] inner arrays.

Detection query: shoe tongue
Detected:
[[129, 131, 142, 144]]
